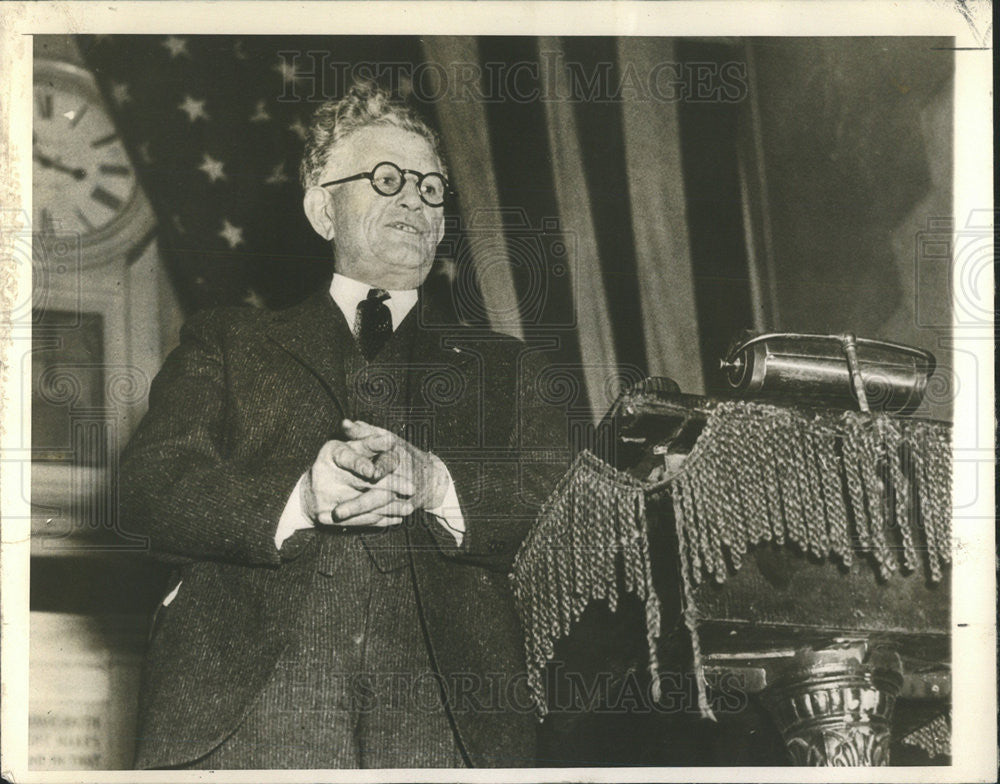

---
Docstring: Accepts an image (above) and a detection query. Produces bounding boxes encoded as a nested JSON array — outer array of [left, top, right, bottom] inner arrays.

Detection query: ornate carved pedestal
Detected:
[[761, 644, 903, 766]]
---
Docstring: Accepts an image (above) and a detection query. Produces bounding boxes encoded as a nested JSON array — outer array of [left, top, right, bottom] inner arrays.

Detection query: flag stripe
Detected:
[[422, 37, 524, 339], [676, 40, 755, 395], [539, 36, 618, 423], [618, 37, 705, 395], [477, 37, 571, 342], [563, 37, 649, 382]]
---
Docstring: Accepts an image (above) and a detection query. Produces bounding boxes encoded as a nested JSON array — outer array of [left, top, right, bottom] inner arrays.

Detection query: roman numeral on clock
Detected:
[[91, 133, 118, 148], [70, 104, 89, 128], [37, 93, 53, 119], [40, 208, 54, 234], [91, 186, 123, 212], [75, 208, 95, 231], [99, 164, 131, 177]]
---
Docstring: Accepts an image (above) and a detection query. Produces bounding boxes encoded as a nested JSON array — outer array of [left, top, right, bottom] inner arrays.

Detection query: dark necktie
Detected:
[[355, 288, 393, 360]]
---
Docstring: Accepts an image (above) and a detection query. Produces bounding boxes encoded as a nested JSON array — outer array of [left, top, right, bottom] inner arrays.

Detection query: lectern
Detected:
[[512, 334, 951, 766]]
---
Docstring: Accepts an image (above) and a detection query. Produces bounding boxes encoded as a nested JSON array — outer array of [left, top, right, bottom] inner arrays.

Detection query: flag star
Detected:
[[250, 100, 271, 123], [288, 118, 308, 141], [233, 40, 248, 60], [162, 36, 190, 58], [273, 58, 303, 85], [171, 214, 186, 234], [138, 141, 154, 164], [179, 95, 209, 122], [110, 81, 131, 106], [218, 219, 244, 249], [264, 161, 289, 185], [243, 288, 265, 308], [198, 153, 226, 183]]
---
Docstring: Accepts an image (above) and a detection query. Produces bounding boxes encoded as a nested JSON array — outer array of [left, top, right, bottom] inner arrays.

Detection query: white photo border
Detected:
[[1, 2, 994, 782]]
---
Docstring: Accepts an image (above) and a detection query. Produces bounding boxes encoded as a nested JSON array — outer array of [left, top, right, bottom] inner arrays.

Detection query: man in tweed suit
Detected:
[[121, 84, 568, 769]]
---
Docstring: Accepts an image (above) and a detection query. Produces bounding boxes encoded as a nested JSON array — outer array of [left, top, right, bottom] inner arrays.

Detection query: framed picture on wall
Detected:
[[30, 284, 147, 552]]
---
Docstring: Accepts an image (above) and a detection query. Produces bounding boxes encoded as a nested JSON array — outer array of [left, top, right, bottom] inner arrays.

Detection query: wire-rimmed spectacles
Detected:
[[320, 161, 451, 208]]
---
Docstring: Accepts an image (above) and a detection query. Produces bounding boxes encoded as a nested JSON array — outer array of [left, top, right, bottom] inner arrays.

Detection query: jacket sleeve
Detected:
[[119, 310, 310, 566], [424, 346, 571, 572]]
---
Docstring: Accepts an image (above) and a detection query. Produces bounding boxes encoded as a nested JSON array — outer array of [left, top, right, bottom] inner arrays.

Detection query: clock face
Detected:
[[33, 60, 139, 244]]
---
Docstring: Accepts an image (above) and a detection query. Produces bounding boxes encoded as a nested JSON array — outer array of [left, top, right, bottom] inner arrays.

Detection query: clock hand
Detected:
[[33, 150, 87, 181], [57, 162, 88, 181]]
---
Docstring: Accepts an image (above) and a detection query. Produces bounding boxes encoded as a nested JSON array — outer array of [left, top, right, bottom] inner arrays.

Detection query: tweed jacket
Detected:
[[120, 290, 569, 769]]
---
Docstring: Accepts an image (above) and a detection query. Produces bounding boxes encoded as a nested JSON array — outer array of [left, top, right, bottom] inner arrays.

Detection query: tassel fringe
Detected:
[[669, 401, 952, 587], [510, 401, 951, 719], [510, 451, 661, 719]]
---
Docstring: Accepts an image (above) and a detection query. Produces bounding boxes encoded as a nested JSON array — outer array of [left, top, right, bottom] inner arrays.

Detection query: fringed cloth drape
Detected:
[[510, 400, 952, 719], [900, 711, 951, 759], [509, 451, 661, 721]]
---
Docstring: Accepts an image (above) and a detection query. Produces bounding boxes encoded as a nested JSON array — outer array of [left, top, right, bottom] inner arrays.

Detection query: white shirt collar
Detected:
[[329, 273, 418, 334]]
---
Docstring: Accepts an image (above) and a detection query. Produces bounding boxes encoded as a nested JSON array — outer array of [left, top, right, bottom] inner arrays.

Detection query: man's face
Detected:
[[313, 124, 446, 290]]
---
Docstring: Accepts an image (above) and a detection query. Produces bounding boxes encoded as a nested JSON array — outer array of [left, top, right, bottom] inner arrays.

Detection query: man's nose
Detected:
[[394, 174, 423, 209]]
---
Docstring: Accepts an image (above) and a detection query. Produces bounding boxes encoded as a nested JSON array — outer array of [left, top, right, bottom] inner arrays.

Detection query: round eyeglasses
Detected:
[[320, 161, 451, 208]]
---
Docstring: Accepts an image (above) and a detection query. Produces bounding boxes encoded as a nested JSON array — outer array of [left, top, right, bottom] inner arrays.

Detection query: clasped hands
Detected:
[[301, 419, 450, 529]]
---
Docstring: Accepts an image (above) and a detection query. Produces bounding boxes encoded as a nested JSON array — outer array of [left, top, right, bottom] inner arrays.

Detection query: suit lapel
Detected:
[[265, 290, 353, 417], [408, 300, 479, 379], [264, 290, 478, 429], [401, 300, 483, 454]]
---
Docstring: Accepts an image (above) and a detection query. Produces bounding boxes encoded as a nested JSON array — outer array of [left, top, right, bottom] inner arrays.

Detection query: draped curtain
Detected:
[[421, 36, 709, 427]]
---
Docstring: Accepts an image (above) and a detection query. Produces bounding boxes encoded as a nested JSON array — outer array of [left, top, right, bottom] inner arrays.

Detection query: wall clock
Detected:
[[33, 58, 155, 266]]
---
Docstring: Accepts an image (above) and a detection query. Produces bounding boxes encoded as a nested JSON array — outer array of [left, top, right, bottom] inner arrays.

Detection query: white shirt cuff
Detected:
[[425, 471, 465, 546], [275, 473, 316, 549]]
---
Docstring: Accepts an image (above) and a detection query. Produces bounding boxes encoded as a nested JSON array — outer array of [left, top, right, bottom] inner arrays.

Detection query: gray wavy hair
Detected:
[[298, 82, 446, 189]]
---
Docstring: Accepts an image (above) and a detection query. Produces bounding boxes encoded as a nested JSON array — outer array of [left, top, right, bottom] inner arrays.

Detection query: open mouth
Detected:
[[387, 221, 422, 235]]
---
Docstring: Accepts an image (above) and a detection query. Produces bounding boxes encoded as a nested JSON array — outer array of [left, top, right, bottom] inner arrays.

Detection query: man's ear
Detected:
[[303, 187, 335, 240]]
